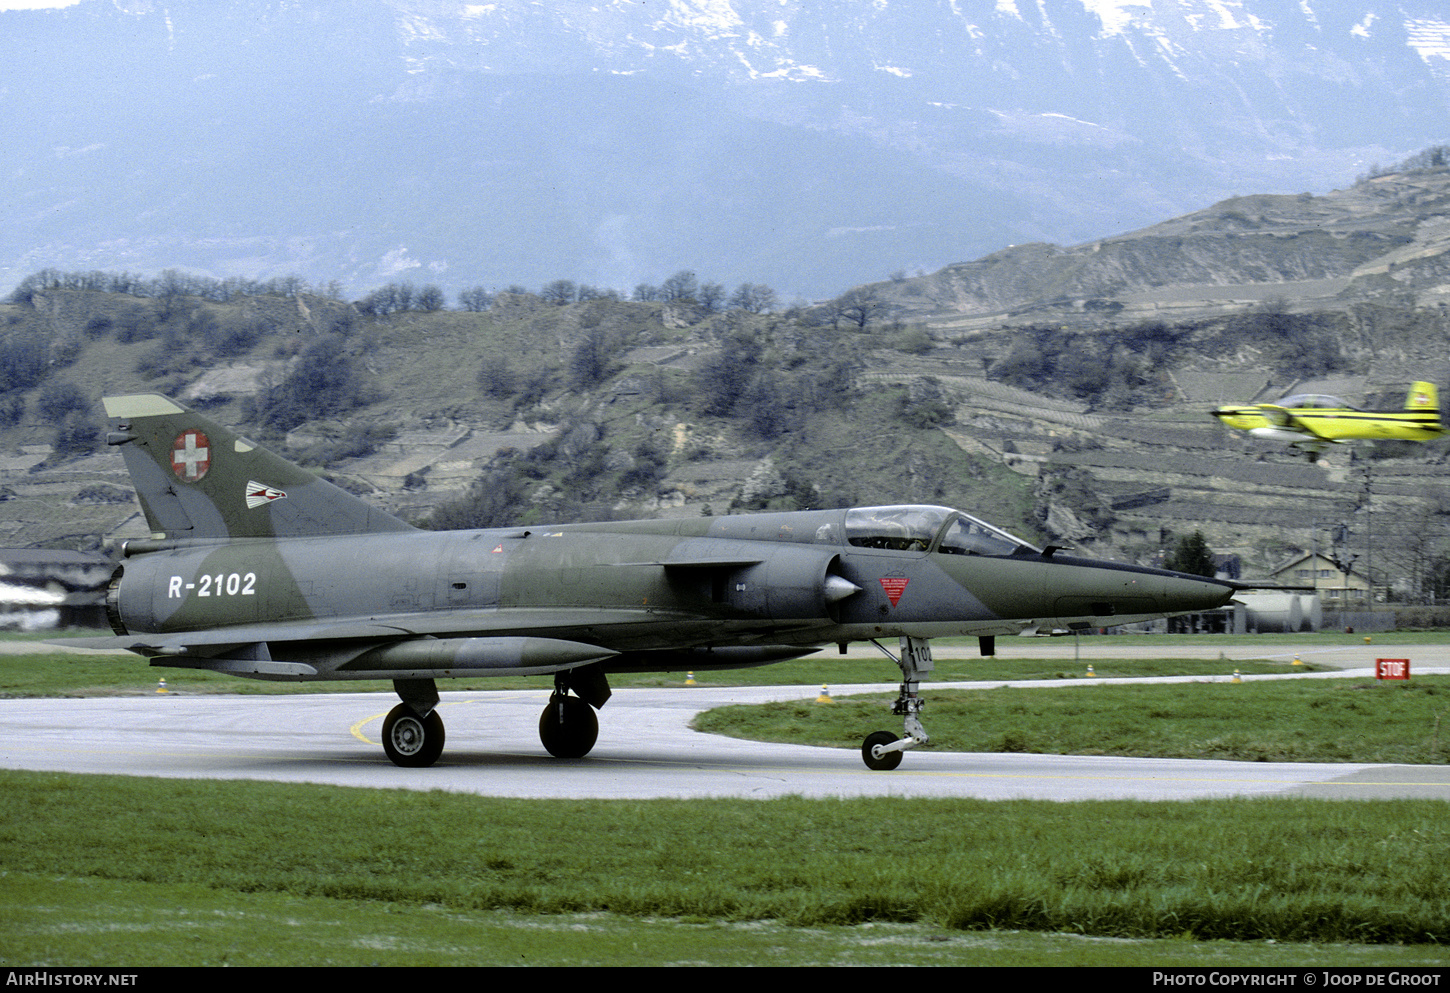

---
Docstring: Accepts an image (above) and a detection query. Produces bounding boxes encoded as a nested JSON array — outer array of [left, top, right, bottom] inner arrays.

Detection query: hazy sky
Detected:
[[5, 0, 1448, 301]]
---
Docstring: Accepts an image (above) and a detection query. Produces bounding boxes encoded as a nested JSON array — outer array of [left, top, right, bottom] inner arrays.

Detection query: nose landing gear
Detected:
[[861, 636, 934, 770]]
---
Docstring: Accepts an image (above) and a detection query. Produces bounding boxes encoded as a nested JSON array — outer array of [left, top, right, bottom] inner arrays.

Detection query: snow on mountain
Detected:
[[1, 0, 1448, 302]]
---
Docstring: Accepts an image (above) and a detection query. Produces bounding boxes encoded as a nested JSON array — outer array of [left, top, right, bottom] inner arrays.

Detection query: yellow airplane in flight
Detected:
[[1212, 382, 1443, 460]]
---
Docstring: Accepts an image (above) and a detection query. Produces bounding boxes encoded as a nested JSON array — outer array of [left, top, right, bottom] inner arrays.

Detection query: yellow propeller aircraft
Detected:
[[1211, 382, 1443, 460]]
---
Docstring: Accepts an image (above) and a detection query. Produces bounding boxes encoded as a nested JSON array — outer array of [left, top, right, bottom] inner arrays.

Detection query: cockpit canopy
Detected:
[[1276, 394, 1358, 411], [703, 504, 1041, 556], [845, 505, 1038, 556]]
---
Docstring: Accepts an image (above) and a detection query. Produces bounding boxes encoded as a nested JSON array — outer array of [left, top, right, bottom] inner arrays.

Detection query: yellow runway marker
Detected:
[[351, 713, 385, 745], [349, 699, 502, 745]]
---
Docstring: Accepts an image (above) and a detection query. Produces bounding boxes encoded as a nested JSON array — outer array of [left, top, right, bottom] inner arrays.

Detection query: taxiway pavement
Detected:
[[3, 668, 1448, 801]]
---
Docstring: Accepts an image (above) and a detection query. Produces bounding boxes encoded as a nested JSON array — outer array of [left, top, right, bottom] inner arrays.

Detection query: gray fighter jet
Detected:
[[56, 394, 1236, 770]]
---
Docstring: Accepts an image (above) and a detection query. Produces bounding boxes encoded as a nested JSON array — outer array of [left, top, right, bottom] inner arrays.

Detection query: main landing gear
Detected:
[[379, 671, 609, 767], [539, 667, 605, 758], [861, 636, 935, 771], [384, 678, 446, 768], [539, 693, 598, 758]]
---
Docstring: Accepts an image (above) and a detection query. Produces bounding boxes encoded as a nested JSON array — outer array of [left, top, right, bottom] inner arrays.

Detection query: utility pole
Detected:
[[1360, 462, 1373, 613]]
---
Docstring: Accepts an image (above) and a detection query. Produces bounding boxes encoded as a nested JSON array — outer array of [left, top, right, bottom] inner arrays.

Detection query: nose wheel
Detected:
[[861, 730, 903, 771], [860, 636, 934, 770]]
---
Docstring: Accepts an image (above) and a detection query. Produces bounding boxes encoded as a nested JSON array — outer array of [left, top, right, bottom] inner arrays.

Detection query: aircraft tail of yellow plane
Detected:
[[1406, 382, 1439, 415]]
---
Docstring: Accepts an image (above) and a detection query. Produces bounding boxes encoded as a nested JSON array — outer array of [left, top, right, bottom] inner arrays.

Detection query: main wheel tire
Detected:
[[862, 730, 903, 771], [382, 704, 446, 768], [539, 694, 599, 759]]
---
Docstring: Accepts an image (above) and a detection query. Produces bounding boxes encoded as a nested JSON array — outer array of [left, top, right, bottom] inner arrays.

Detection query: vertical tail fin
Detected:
[[103, 394, 414, 540], [1406, 382, 1439, 413]]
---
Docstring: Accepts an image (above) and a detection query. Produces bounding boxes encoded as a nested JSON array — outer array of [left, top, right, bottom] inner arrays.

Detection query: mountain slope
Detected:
[[876, 167, 1450, 331]]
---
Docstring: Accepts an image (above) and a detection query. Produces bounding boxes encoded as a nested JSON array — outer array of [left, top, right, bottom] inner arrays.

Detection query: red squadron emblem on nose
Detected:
[[171, 430, 211, 482], [879, 577, 909, 607]]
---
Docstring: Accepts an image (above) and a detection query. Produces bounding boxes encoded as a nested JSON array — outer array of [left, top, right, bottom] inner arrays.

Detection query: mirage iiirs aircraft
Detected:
[[55, 394, 1237, 770], [1211, 382, 1443, 460]]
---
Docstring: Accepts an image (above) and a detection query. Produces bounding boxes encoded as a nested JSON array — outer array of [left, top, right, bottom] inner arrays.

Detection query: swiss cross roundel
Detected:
[[171, 429, 211, 482]]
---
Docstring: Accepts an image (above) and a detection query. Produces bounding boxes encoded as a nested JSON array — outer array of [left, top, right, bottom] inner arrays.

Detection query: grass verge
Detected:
[[2, 770, 1449, 966], [695, 675, 1450, 764]]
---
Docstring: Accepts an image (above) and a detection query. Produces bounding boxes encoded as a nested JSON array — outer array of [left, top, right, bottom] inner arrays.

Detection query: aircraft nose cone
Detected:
[[1045, 557, 1236, 625], [1156, 570, 1236, 613]]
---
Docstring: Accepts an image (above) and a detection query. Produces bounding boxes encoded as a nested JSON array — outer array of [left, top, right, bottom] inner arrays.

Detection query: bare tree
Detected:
[[152, 269, 190, 321], [730, 283, 777, 314], [838, 287, 886, 329], [356, 285, 400, 316], [541, 279, 578, 306], [660, 270, 698, 302], [697, 281, 726, 313], [477, 356, 517, 398], [458, 286, 493, 312], [393, 281, 416, 312]]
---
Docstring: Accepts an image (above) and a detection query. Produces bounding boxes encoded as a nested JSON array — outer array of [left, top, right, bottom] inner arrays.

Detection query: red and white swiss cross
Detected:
[[171, 429, 211, 482]]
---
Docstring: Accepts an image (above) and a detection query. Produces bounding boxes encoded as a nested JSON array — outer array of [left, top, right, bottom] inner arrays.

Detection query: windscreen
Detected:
[[936, 514, 1039, 556]]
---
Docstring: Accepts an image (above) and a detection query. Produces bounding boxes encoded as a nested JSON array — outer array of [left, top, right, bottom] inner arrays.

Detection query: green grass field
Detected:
[[697, 675, 1450, 764], [3, 771, 1449, 967]]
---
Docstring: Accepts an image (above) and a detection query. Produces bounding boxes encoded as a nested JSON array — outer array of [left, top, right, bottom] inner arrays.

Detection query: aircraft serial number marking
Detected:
[[168, 573, 257, 599]]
